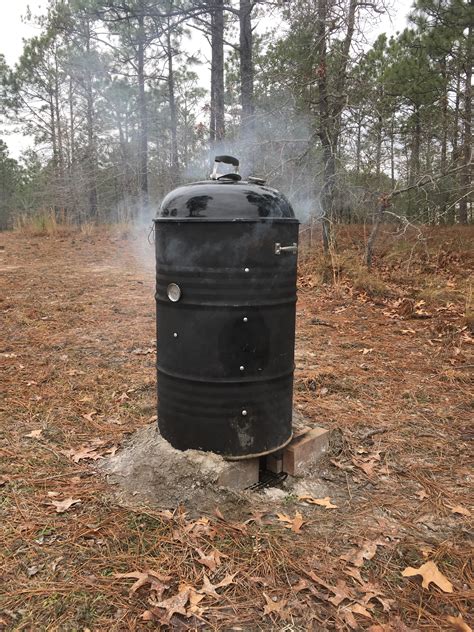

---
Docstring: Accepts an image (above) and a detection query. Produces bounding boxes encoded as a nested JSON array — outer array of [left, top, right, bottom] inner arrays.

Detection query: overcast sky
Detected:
[[1, 0, 413, 159]]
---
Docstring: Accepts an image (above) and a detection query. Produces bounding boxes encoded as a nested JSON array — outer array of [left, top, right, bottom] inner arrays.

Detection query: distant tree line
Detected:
[[0, 0, 472, 235]]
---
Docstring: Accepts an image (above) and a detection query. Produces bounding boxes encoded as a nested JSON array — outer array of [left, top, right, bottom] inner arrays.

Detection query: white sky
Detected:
[[0, 0, 413, 159]]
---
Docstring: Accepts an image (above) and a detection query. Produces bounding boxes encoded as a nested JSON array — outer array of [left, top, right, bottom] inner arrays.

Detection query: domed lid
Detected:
[[155, 155, 296, 222], [156, 180, 296, 221]]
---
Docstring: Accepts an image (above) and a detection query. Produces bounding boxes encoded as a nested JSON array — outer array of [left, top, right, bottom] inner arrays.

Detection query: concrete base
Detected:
[[100, 416, 329, 515]]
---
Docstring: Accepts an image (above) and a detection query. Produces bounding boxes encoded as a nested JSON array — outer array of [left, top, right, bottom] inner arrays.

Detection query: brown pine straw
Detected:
[[1, 226, 473, 630]]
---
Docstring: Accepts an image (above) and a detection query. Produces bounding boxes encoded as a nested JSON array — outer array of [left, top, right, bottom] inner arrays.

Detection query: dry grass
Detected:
[[12, 209, 74, 236], [1, 226, 473, 630]]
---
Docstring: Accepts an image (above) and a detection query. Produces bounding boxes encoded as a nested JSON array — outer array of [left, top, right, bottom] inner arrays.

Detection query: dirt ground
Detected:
[[1, 225, 473, 631]]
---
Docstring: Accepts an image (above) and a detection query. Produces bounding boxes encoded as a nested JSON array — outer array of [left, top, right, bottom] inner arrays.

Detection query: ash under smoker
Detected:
[[154, 156, 299, 460]]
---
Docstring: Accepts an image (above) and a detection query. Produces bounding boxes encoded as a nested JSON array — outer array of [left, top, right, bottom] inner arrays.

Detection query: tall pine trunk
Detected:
[[167, 25, 179, 178], [440, 58, 448, 223], [458, 6, 472, 224], [210, 0, 225, 145], [137, 10, 148, 206], [84, 19, 98, 221], [239, 0, 254, 167]]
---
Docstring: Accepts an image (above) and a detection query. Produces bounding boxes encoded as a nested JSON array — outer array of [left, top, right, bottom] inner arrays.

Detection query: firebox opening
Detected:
[[245, 455, 288, 491]]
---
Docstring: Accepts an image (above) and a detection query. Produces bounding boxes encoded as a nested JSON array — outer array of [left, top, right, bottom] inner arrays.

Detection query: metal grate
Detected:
[[246, 470, 288, 491]]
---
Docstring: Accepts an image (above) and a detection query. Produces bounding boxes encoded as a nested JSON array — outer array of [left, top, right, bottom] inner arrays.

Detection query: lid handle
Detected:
[[210, 155, 241, 180], [215, 155, 239, 167]]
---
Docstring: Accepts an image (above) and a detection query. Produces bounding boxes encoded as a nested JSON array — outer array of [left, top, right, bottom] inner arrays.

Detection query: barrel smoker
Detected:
[[154, 156, 299, 459]]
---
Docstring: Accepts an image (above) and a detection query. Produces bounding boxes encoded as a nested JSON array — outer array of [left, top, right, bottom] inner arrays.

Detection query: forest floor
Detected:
[[1, 224, 473, 631]]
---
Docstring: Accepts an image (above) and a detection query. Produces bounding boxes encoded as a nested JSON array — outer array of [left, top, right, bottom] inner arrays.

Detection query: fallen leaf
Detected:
[[141, 611, 154, 621], [199, 572, 237, 598], [24, 429, 43, 438], [62, 445, 103, 463], [327, 579, 354, 606], [147, 586, 190, 623], [244, 510, 269, 526], [131, 347, 155, 355], [352, 455, 380, 477], [420, 545, 434, 558], [263, 592, 287, 617], [447, 615, 472, 632], [194, 547, 224, 572], [51, 497, 81, 513], [368, 619, 417, 632], [359, 581, 394, 612], [276, 512, 305, 533], [214, 507, 225, 520], [47, 491, 59, 497], [187, 588, 206, 615], [446, 504, 471, 517], [114, 570, 171, 596], [50, 556, 63, 572], [299, 495, 337, 509], [343, 567, 364, 584], [341, 540, 384, 567], [339, 608, 358, 630], [401, 560, 453, 593], [292, 578, 311, 593], [184, 517, 217, 539], [82, 411, 97, 422], [330, 458, 354, 472], [350, 603, 372, 618], [415, 489, 429, 500]]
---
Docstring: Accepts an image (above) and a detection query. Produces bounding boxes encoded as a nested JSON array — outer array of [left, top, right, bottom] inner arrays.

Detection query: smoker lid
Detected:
[[155, 180, 297, 221]]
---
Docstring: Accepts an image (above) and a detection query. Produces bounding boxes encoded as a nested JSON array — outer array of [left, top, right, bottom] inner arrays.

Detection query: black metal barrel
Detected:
[[154, 171, 299, 458]]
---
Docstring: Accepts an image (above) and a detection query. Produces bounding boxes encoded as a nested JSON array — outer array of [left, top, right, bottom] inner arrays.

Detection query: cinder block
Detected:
[[282, 427, 329, 476], [266, 452, 284, 474], [217, 458, 260, 490]]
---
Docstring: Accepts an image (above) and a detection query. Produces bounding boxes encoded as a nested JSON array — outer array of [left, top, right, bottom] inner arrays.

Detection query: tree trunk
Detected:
[[84, 20, 98, 221], [239, 0, 254, 164], [49, 94, 58, 174], [210, 0, 225, 144], [458, 5, 472, 224], [440, 58, 449, 223], [410, 103, 421, 185], [375, 109, 382, 179], [365, 196, 389, 270], [137, 10, 148, 205], [316, 0, 357, 252], [316, 0, 332, 253], [68, 77, 75, 171], [356, 113, 361, 175], [390, 118, 395, 187], [167, 24, 179, 178], [53, 56, 65, 194]]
